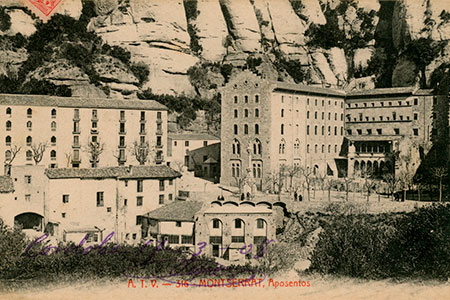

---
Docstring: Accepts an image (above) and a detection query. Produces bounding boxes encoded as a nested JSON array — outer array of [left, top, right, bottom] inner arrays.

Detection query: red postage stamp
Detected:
[[22, 0, 63, 20]]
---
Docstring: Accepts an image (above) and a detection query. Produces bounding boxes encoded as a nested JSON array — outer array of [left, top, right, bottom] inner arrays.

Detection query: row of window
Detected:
[[231, 139, 261, 156], [306, 111, 344, 121], [231, 161, 263, 179], [278, 140, 340, 155], [348, 112, 418, 122], [282, 96, 344, 108], [234, 108, 260, 118], [88, 192, 173, 207], [4, 107, 55, 118], [5, 149, 56, 161], [5, 121, 56, 131], [5, 136, 57, 146], [306, 125, 344, 136], [233, 95, 259, 104], [211, 218, 266, 229], [233, 124, 260, 135], [347, 128, 419, 136], [347, 98, 419, 108]]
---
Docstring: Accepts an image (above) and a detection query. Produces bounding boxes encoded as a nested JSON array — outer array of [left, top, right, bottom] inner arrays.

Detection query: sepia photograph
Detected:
[[0, 0, 449, 299]]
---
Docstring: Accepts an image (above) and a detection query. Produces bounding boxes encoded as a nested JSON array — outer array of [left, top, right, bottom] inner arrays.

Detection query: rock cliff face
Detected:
[[1, 0, 450, 96]]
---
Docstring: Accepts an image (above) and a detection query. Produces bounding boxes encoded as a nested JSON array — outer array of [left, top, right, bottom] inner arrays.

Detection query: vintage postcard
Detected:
[[0, 0, 449, 299]]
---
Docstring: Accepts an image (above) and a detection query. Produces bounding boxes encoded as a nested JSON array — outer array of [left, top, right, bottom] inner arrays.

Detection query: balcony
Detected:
[[156, 119, 162, 124], [156, 129, 163, 135], [72, 143, 80, 149], [156, 144, 163, 149], [155, 155, 164, 164], [91, 129, 98, 134]]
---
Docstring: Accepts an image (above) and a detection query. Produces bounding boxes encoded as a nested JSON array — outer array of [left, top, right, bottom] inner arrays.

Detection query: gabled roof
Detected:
[[273, 81, 346, 97], [0, 176, 14, 193], [145, 201, 203, 222], [45, 165, 181, 180], [168, 133, 220, 141], [0, 94, 167, 111], [346, 87, 416, 97], [204, 157, 218, 164]]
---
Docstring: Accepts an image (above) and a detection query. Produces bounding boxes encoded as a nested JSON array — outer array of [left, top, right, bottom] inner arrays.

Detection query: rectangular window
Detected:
[[394, 128, 400, 135], [136, 216, 143, 225], [169, 179, 173, 185], [185, 141, 189, 147], [120, 110, 125, 120], [203, 141, 208, 147], [140, 111, 146, 121], [257, 219, 264, 229], [168, 235, 179, 244], [107, 207, 111, 213], [73, 136, 79, 146], [73, 121, 80, 133], [413, 128, 419, 136], [213, 219, 220, 228], [136, 196, 143, 206], [25, 175, 31, 184], [96, 192, 104, 207], [140, 123, 145, 134], [159, 194, 164, 204], [137, 180, 143, 193], [119, 136, 125, 147], [414, 98, 418, 105], [25, 194, 31, 202], [235, 219, 242, 229], [157, 112, 162, 119], [92, 121, 97, 128], [182, 235, 193, 244], [377, 128, 382, 135], [74, 109, 79, 119], [62, 194, 69, 203], [119, 122, 125, 134], [176, 221, 182, 227], [414, 113, 418, 120], [159, 180, 165, 191], [168, 193, 173, 201], [92, 110, 97, 119]]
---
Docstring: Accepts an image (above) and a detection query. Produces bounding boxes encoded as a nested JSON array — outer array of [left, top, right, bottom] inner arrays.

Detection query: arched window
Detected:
[[51, 109, 57, 118], [281, 109, 284, 118], [244, 124, 249, 135], [244, 95, 248, 103], [234, 96, 238, 103], [232, 218, 245, 242], [313, 165, 319, 175], [335, 144, 338, 153], [244, 109, 249, 118], [27, 108, 32, 117], [307, 144, 310, 153], [26, 136, 32, 146], [281, 124, 284, 135], [321, 144, 325, 153], [253, 139, 262, 155], [314, 111, 317, 119], [322, 112, 324, 120], [335, 113, 337, 120], [5, 136, 11, 146], [231, 162, 241, 178], [5, 150, 11, 161], [255, 108, 259, 118], [252, 162, 262, 178], [314, 126, 318, 135], [51, 121, 56, 131], [334, 126, 337, 135], [234, 109, 238, 118], [328, 145, 331, 153], [233, 124, 238, 135], [6, 107, 11, 115], [321, 126, 324, 135], [51, 136, 56, 144], [307, 111, 310, 119], [255, 95, 259, 103], [307, 125, 310, 135], [328, 112, 331, 120], [26, 150, 32, 161], [27, 121, 32, 130], [314, 144, 318, 153], [341, 127, 343, 136], [232, 139, 241, 155], [6, 121, 11, 131], [50, 150, 56, 160], [254, 124, 259, 135]]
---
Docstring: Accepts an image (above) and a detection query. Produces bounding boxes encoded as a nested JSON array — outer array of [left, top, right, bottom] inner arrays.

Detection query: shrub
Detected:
[[310, 204, 450, 280], [0, 7, 12, 32]]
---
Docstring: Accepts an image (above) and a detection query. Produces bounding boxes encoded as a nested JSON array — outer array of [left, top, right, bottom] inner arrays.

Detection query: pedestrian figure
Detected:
[[294, 191, 298, 201]]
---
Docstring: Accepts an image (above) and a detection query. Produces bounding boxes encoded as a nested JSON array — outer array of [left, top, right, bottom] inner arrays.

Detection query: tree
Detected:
[[30, 142, 48, 165], [339, 169, 354, 202], [382, 173, 399, 201], [300, 166, 314, 201], [265, 166, 286, 200], [4, 144, 21, 175], [285, 164, 301, 194], [362, 170, 376, 202], [85, 141, 104, 168], [131, 141, 155, 165], [65, 152, 72, 168], [431, 167, 448, 202]]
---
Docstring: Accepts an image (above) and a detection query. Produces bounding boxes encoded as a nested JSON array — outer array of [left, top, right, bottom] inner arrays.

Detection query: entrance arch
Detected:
[[14, 212, 43, 230]]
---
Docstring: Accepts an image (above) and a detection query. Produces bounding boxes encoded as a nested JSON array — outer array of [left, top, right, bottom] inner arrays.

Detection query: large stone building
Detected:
[[220, 71, 346, 189], [345, 88, 435, 177], [0, 94, 168, 175]]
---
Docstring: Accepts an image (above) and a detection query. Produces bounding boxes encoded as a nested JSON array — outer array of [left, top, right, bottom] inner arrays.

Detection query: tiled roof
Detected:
[[45, 165, 181, 180], [168, 133, 220, 141], [0, 176, 14, 193], [145, 201, 203, 221], [0, 94, 167, 111], [273, 82, 346, 97], [346, 87, 416, 97]]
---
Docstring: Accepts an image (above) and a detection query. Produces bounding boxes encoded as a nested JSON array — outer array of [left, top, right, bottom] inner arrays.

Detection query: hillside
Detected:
[[1, 0, 450, 100]]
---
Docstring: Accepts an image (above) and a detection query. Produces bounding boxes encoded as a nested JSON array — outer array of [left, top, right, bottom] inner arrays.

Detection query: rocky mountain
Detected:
[[1, 0, 450, 98]]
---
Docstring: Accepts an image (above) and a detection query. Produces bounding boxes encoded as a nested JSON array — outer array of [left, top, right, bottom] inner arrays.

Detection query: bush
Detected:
[[310, 204, 450, 280]]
